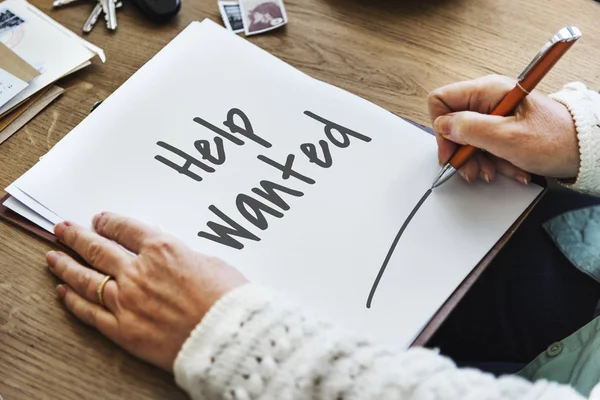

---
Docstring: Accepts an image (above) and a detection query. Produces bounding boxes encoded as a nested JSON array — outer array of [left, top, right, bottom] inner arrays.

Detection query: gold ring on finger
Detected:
[[97, 275, 112, 308]]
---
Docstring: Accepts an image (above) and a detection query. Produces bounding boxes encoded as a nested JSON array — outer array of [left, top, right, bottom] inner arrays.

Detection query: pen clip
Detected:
[[518, 26, 581, 82]]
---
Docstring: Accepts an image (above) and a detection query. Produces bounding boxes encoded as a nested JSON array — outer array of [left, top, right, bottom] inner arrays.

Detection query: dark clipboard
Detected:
[[0, 117, 547, 347], [402, 118, 547, 346]]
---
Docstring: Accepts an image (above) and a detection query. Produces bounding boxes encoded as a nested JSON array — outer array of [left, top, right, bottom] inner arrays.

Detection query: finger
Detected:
[[57, 284, 118, 339], [433, 111, 518, 160], [47, 251, 118, 310], [490, 155, 531, 185], [427, 75, 515, 124], [476, 153, 496, 183], [435, 132, 457, 165], [459, 158, 480, 183], [93, 212, 160, 254], [54, 222, 131, 277]]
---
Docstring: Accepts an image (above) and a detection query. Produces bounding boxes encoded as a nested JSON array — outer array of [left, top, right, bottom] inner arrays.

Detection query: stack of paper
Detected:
[[2, 20, 543, 347], [0, 0, 104, 144]]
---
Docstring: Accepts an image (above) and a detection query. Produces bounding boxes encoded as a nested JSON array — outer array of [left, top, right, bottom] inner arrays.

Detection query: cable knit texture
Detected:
[[174, 84, 600, 399], [174, 284, 584, 399], [549, 82, 600, 194]]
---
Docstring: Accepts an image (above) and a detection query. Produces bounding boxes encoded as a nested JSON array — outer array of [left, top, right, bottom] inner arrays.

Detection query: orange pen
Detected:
[[431, 26, 582, 189]]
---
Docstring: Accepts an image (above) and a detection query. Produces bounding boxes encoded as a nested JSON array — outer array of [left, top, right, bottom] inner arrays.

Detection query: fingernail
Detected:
[[434, 115, 453, 137], [459, 170, 471, 183], [483, 173, 490, 184], [92, 214, 101, 230], [517, 175, 529, 185], [56, 284, 67, 299], [46, 251, 59, 266], [54, 221, 72, 240]]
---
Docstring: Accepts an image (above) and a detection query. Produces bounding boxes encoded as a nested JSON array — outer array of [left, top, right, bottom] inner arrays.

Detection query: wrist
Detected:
[[549, 82, 600, 193], [173, 284, 274, 394]]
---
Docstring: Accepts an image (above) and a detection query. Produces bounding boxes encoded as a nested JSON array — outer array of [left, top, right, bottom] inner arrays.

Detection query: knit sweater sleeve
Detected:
[[549, 82, 600, 195], [173, 284, 584, 400]]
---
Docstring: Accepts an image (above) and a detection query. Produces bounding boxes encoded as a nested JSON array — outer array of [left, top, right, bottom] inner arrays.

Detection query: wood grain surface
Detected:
[[1, 0, 600, 398]]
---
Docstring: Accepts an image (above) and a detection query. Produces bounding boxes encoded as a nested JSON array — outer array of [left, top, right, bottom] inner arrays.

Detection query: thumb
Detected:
[[433, 111, 515, 155]]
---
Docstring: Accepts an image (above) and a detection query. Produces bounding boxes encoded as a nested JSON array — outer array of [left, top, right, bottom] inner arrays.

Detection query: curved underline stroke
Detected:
[[366, 188, 433, 308]]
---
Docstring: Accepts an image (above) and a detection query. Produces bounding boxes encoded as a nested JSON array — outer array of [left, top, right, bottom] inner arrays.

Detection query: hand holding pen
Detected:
[[430, 27, 581, 188]]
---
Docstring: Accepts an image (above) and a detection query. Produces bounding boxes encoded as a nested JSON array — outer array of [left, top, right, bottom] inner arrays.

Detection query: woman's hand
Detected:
[[428, 74, 580, 184], [46, 212, 247, 372]]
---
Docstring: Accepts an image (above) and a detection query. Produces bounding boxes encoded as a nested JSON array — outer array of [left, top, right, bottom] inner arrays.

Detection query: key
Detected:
[[83, 1, 123, 34], [82, 2, 102, 33], [98, 0, 113, 30], [98, 0, 109, 21], [104, 0, 118, 30]]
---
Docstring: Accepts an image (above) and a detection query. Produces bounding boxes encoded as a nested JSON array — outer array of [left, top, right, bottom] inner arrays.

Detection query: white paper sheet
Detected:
[[9, 20, 543, 347], [6, 184, 63, 224], [0, 0, 102, 115]]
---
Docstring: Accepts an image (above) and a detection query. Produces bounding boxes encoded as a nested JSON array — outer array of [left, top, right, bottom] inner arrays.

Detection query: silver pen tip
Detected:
[[431, 164, 457, 189]]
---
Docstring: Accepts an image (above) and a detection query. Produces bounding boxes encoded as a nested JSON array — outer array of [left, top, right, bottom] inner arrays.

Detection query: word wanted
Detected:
[[154, 108, 372, 250]]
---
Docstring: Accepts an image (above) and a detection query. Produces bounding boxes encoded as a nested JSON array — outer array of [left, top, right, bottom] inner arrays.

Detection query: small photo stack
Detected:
[[218, 0, 287, 36]]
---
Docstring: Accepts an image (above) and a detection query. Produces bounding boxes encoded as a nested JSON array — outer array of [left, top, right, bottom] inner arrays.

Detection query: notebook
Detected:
[[0, 19, 545, 347]]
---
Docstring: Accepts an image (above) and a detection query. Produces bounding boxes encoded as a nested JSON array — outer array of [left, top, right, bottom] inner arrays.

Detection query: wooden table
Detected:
[[1, 0, 599, 398]]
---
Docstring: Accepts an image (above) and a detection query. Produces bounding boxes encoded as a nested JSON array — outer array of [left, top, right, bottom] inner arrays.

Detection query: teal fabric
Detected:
[[544, 206, 600, 282], [517, 205, 600, 396], [517, 316, 600, 397]]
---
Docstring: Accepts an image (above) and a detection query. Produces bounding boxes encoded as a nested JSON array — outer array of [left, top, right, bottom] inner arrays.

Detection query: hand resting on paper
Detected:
[[46, 212, 247, 372], [429, 74, 580, 184]]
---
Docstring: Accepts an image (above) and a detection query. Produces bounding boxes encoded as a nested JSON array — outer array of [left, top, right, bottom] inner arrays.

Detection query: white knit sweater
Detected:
[[174, 84, 600, 400]]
